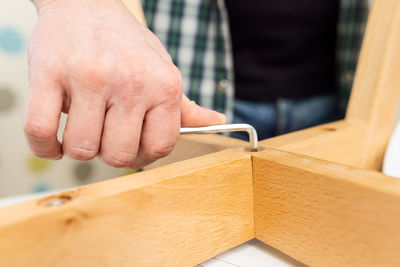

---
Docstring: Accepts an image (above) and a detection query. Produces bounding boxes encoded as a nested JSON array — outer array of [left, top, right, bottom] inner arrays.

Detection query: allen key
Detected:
[[180, 123, 258, 152]]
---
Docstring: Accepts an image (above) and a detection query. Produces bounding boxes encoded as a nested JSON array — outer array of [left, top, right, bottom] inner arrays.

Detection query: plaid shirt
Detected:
[[142, 0, 369, 120]]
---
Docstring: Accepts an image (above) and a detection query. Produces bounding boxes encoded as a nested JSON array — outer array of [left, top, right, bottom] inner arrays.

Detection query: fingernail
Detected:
[[218, 113, 227, 124]]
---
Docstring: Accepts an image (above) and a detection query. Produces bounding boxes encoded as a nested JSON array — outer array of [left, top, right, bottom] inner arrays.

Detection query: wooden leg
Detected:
[[346, 0, 400, 170]]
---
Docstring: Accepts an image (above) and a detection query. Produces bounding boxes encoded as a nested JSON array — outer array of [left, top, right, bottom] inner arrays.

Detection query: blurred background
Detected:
[[0, 0, 129, 197], [0, 0, 398, 199]]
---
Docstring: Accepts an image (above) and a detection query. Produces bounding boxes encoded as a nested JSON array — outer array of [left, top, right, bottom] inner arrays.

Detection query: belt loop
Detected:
[[276, 98, 286, 135]]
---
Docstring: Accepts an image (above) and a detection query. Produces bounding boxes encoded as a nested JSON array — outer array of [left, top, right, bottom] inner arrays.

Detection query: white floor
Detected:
[[197, 239, 304, 267]]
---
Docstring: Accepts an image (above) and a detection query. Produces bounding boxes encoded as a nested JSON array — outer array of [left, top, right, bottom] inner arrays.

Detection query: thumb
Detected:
[[181, 95, 227, 127]]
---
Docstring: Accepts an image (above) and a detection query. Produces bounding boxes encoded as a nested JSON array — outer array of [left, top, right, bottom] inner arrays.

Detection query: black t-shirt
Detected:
[[225, 1, 339, 101]]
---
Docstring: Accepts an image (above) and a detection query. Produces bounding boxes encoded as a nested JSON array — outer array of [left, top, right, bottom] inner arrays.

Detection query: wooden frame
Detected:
[[1, 0, 400, 266]]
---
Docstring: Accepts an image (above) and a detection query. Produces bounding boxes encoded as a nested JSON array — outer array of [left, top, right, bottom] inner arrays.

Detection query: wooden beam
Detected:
[[260, 120, 368, 168], [146, 134, 247, 169], [253, 148, 400, 267], [0, 149, 254, 267], [346, 0, 400, 170]]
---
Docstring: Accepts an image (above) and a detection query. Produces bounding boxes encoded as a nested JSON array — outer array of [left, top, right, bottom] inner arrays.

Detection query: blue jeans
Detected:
[[231, 94, 338, 141]]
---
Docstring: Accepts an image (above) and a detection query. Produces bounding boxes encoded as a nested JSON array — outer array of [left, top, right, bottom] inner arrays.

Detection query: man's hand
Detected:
[[24, 0, 226, 168]]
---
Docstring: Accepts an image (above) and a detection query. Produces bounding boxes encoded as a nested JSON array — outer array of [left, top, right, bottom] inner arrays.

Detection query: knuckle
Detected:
[[145, 141, 175, 160], [24, 120, 56, 141], [123, 70, 146, 96], [103, 151, 136, 167], [162, 68, 182, 98], [66, 146, 98, 161], [83, 69, 104, 84], [78, 61, 110, 85]]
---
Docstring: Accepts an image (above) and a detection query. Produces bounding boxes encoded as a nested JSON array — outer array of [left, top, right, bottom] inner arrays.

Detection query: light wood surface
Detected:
[[0, 149, 254, 267], [253, 148, 400, 267], [346, 0, 400, 170], [260, 120, 368, 168], [145, 134, 247, 169]]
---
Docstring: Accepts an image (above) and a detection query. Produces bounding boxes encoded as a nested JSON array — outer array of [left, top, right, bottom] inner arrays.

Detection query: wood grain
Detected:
[[0, 149, 253, 267], [260, 120, 368, 168], [146, 134, 247, 169], [346, 0, 400, 169], [254, 148, 400, 267]]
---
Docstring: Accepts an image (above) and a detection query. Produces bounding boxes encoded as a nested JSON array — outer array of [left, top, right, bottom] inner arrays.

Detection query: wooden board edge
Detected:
[[253, 148, 400, 266], [345, 0, 400, 169], [0, 149, 254, 267]]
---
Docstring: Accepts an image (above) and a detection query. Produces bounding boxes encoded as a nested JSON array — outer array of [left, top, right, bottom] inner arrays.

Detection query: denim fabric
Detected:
[[231, 94, 339, 141]]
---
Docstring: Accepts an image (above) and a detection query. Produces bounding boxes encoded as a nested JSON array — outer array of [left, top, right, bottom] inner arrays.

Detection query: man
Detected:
[[143, 0, 368, 140], [25, 0, 367, 168]]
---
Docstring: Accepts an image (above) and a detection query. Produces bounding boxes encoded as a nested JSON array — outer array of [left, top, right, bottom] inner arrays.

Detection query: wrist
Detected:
[[31, 0, 124, 15], [31, 0, 55, 10]]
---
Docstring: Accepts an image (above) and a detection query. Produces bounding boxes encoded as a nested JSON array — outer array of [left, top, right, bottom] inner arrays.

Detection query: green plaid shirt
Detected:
[[142, 0, 369, 120]]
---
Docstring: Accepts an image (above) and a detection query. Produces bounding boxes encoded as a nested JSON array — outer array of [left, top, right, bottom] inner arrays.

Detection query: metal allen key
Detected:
[[180, 123, 258, 152]]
